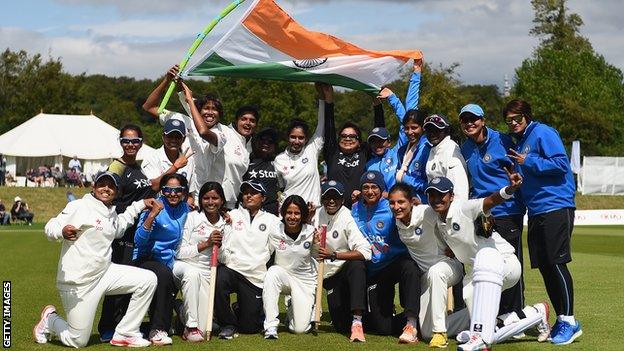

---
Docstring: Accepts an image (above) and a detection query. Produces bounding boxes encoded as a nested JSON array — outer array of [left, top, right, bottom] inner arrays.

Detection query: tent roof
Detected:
[[0, 113, 155, 160]]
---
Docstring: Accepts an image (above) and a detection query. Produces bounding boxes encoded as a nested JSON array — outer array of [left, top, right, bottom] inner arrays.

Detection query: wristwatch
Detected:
[[330, 252, 337, 262]]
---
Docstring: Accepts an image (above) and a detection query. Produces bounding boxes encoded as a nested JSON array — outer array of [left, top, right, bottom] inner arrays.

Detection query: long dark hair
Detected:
[[280, 195, 309, 226], [197, 182, 226, 213]]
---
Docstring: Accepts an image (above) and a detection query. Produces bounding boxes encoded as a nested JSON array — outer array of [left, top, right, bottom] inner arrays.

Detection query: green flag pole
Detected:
[[157, 0, 247, 114]]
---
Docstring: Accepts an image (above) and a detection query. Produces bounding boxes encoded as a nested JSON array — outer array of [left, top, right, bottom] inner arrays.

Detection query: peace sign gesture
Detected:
[[503, 166, 523, 191], [506, 148, 526, 165], [174, 147, 195, 170]]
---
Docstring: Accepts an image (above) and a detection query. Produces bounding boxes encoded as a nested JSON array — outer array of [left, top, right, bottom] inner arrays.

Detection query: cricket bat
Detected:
[[312, 224, 328, 332], [447, 287, 454, 314], [205, 243, 219, 340]]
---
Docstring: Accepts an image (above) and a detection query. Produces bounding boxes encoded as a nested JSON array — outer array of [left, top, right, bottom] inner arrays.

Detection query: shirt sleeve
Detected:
[[463, 198, 486, 220], [310, 100, 326, 153], [140, 151, 161, 180], [115, 200, 147, 238], [523, 126, 570, 176], [107, 160, 125, 176], [405, 72, 421, 111], [44, 201, 81, 241], [446, 153, 470, 201], [396, 205, 427, 246], [346, 216, 372, 260], [134, 210, 153, 248], [323, 102, 337, 162], [176, 215, 200, 259]]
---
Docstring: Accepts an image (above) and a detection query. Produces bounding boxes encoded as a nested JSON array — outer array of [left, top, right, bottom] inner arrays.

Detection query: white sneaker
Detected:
[[149, 329, 173, 346], [456, 330, 471, 343], [264, 327, 278, 339], [33, 305, 56, 344], [110, 334, 151, 347], [534, 301, 551, 342], [457, 333, 490, 351], [183, 327, 204, 342]]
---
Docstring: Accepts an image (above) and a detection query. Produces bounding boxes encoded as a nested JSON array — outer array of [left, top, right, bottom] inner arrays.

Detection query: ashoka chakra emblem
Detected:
[[293, 58, 328, 69]]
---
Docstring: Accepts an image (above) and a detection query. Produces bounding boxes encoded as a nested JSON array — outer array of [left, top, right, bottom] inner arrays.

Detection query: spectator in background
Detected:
[[52, 166, 65, 186], [66, 191, 76, 202], [66, 168, 82, 187], [0, 199, 10, 225], [69, 156, 82, 172], [11, 196, 34, 225], [0, 154, 6, 186]]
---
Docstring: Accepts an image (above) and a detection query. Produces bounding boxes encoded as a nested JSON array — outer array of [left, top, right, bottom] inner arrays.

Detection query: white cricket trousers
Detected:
[[49, 263, 157, 348], [263, 265, 316, 334], [419, 258, 467, 338], [172, 261, 211, 332]]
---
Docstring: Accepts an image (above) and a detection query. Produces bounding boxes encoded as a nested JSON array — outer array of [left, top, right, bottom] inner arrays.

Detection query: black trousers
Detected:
[[133, 257, 176, 332], [214, 265, 263, 334], [323, 260, 367, 334], [494, 214, 526, 317], [364, 256, 422, 336], [98, 226, 136, 334]]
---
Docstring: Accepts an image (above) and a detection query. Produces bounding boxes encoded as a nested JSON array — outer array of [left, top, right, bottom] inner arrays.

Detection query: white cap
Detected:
[[14, 196, 21, 202]]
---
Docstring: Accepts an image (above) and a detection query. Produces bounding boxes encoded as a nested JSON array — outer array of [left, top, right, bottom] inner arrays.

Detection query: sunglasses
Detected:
[[162, 186, 186, 194], [120, 137, 143, 145], [505, 114, 524, 125], [339, 134, 359, 141], [460, 115, 482, 124]]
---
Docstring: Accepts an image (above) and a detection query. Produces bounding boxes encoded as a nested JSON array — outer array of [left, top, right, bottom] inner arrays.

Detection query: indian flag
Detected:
[[184, 0, 422, 93]]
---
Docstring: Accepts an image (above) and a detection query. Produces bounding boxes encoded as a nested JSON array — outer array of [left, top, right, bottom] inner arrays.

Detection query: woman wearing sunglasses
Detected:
[[98, 124, 159, 341], [133, 173, 190, 346], [173, 182, 226, 342]]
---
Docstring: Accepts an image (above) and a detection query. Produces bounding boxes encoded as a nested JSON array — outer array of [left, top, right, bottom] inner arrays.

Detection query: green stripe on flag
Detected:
[[187, 53, 379, 93]]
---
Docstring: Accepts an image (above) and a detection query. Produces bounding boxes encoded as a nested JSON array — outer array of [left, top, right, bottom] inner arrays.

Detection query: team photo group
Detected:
[[31, 56, 580, 351]]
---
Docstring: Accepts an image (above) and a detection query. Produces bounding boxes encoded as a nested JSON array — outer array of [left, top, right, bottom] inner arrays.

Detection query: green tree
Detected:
[[529, 0, 591, 51]]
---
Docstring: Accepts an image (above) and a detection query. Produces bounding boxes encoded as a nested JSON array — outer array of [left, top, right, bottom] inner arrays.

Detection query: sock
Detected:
[[406, 318, 417, 328], [560, 315, 576, 325], [352, 315, 362, 325]]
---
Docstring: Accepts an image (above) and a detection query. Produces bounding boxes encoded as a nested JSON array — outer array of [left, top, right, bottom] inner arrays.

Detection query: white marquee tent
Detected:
[[0, 113, 155, 184]]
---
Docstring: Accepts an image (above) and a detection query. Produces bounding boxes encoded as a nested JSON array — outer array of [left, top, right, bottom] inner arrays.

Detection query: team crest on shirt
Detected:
[[413, 162, 420, 170], [452, 223, 460, 231], [332, 230, 339, 239], [259, 224, 267, 231], [376, 220, 385, 229], [302, 157, 309, 164], [278, 240, 287, 250], [385, 157, 393, 165], [523, 145, 531, 153], [415, 227, 422, 235], [483, 154, 492, 163], [304, 241, 311, 249]]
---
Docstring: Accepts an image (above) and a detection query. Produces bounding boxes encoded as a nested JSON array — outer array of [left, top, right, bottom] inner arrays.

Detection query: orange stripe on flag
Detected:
[[242, 0, 422, 61]]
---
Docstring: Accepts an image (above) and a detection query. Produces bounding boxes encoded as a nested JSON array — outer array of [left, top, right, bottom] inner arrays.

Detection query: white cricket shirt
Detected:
[[269, 223, 319, 284], [426, 135, 469, 200], [175, 211, 225, 273], [141, 146, 194, 188]]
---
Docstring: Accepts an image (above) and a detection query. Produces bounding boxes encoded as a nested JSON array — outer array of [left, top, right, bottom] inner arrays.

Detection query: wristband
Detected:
[[499, 187, 513, 200]]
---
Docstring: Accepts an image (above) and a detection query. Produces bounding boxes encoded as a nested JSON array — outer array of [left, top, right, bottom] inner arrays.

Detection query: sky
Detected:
[[2, 0, 623, 89]]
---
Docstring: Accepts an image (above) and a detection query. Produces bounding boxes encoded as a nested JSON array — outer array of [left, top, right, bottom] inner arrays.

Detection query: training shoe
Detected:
[[149, 329, 173, 346], [218, 325, 238, 340], [100, 329, 115, 343], [33, 305, 56, 344], [182, 327, 204, 342], [551, 320, 582, 345], [110, 334, 151, 347], [349, 322, 365, 342], [457, 334, 490, 351], [456, 330, 471, 343], [398, 324, 418, 344], [533, 302, 551, 342], [264, 327, 279, 339], [429, 332, 448, 348]]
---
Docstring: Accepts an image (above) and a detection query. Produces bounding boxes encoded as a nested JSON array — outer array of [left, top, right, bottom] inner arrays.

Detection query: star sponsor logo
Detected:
[[278, 240, 287, 250], [234, 220, 244, 231], [248, 169, 258, 178]]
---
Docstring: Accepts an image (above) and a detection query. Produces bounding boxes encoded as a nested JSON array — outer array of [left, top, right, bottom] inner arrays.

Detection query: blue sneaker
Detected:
[[551, 320, 582, 345], [99, 329, 114, 343]]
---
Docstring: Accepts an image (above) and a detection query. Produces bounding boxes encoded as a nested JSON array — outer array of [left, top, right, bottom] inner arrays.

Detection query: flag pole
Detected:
[[157, 0, 246, 114]]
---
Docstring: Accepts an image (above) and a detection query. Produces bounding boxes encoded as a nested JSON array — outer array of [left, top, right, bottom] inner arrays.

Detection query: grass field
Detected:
[[1, 224, 623, 350]]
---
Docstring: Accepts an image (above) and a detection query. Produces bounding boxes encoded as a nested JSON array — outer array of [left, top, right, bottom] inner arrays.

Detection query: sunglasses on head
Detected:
[[505, 114, 525, 125], [120, 137, 143, 145], [162, 186, 186, 194]]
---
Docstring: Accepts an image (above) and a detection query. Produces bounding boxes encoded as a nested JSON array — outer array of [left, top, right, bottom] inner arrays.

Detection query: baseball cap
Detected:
[[423, 114, 450, 129], [14, 196, 21, 202], [254, 127, 278, 144], [425, 177, 454, 194], [367, 127, 390, 141], [93, 171, 121, 189], [360, 171, 386, 191], [163, 119, 186, 136], [240, 180, 266, 195], [459, 104, 484, 119], [321, 180, 345, 197]]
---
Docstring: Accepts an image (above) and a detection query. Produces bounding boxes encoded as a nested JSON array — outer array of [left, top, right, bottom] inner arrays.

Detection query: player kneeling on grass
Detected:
[[172, 182, 227, 342], [389, 182, 469, 348], [34, 172, 159, 348], [317, 180, 372, 342], [263, 195, 319, 339], [423, 175, 551, 351]]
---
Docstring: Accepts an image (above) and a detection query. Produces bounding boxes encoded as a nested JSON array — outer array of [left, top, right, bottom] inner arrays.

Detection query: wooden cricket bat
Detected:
[[447, 287, 454, 314], [205, 244, 219, 340], [312, 224, 328, 331]]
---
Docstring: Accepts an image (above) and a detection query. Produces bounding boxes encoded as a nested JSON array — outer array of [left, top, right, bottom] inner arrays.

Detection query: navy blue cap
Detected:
[[321, 180, 345, 197], [423, 114, 450, 129], [425, 177, 454, 194], [94, 171, 121, 189], [360, 170, 386, 191], [164, 118, 186, 136], [367, 127, 390, 141], [254, 127, 278, 144], [459, 104, 484, 119], [240, 180, 266, 195]]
